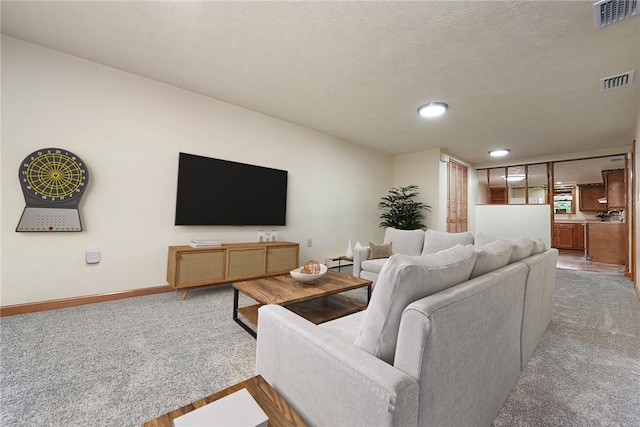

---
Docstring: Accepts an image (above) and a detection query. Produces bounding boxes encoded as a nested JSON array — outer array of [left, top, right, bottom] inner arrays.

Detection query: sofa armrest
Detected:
[[353, 246, 370, 278], [256, 305, 418, 427]]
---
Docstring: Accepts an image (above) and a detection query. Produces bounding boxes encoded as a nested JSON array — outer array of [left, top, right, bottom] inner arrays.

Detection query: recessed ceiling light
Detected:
[[502, 174, 526, 182], [417, 102, 448, 118], [489, 149, 510, 157]]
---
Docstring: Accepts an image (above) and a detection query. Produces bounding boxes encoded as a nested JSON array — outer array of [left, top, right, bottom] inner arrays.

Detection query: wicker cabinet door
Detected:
[[227, 248, 266, 280], [176, 250, 225, 287], [266, 245, 298, 274]]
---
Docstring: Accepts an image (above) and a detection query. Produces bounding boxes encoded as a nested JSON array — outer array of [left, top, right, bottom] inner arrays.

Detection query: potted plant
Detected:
[[378, 185, 431, 230]]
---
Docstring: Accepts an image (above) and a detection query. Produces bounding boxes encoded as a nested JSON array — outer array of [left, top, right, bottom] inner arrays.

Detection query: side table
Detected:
[[330, 255, 353, 272], [142, 375, 306, 427]]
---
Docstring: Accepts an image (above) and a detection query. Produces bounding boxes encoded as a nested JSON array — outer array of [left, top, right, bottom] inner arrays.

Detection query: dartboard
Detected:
[[19, 148, 88, 203]]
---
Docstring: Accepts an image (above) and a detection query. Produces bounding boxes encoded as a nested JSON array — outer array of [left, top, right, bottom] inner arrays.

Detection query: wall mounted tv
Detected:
[[175, 153, 288, 226]]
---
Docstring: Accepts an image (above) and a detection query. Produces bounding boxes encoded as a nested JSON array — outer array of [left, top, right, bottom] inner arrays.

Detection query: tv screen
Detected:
[[175, 153, 287, 226]]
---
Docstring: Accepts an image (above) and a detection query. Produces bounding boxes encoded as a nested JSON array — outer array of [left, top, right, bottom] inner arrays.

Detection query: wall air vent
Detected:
[[600, 70, 635, 90], [593, 0, 638, 29]]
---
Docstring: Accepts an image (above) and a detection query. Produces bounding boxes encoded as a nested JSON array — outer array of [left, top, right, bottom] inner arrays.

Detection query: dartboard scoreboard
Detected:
[[16, 148, 89, 232]]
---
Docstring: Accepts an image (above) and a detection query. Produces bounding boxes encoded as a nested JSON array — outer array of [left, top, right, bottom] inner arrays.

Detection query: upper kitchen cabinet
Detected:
[[604, 170, 625, 209], [555, 156, 627, 213], [578, 184, 605, 211]]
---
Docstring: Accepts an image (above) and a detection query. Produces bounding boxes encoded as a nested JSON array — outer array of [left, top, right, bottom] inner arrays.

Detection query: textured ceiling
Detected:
[[2, 1, 639, 164]]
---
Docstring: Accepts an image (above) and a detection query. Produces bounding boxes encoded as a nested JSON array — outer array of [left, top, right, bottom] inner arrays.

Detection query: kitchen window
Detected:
[[553, 187, 575, 214]]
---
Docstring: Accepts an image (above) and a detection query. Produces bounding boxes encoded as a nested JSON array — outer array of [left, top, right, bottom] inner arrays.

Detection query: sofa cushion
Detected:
[[475, 233, 540, 261], [421, 230, 474, 255], [319, 310, 365, 344], [531, 238, 546, 254], [369, 241, 393, 259], [361, 258, 388, 274], [474, 232, 499, 246], [469, 240, 514, 278], [354, 244, 477, 364], [509, 237, 535, 263], [383, 227, 425, 256]]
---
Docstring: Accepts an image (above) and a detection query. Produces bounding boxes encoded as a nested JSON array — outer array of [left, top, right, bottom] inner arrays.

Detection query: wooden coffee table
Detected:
[[233, 270, 372, 337], [142, 375, 306, 427]]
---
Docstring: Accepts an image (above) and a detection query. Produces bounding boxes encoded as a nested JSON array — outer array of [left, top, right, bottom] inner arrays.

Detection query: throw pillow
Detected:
[[422, 229, 474, 255], [383, 227, 425, 256], [469, 239, 514, 278], [369, 242, 392, 259], [509, 237, 535, 263], [355, 244, 477, 364]]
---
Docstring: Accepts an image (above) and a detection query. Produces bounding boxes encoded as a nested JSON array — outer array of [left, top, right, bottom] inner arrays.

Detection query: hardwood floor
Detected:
[[557, 249, 626, 274]]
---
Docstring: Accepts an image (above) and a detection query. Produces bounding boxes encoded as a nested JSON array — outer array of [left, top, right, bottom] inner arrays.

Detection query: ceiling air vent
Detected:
[[593, 0, 638, 29], [600, 70, 635, 90]]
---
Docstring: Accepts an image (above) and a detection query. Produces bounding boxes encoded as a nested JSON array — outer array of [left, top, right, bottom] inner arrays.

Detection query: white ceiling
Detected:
[[2, 1, 639, 164]]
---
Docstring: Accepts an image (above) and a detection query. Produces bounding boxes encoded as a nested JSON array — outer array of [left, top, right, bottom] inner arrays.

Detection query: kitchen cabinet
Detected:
[[578, 184, 605, 211], [576, 223, 585, 250], [587, 223, 626, 265], [605, 170, 624, 209], [489, 187, 507, 204], [553, 223, 584, 250]]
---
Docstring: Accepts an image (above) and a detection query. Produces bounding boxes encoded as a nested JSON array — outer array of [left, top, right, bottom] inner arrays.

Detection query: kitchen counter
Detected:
[[554, 219, 624, 225]]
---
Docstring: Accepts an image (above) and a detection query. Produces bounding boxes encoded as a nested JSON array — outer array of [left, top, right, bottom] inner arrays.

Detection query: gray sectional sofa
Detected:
[[353, 228, 475, 285], [256, 230, 558, 427]]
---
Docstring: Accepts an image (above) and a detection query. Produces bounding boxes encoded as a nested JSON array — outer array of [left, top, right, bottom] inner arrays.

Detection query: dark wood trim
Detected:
[[0, 285, 174, 317]]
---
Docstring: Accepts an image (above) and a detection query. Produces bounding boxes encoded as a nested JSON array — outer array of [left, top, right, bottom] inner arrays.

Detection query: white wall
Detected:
[[475, 205, 552, 248], [392, 149, 441, 230], [1, 37, 392, 305], [393, 150, 477, 233]]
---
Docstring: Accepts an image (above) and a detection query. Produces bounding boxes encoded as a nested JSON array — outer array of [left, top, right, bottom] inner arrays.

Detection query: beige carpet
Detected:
[[1, 268, 638, 426]]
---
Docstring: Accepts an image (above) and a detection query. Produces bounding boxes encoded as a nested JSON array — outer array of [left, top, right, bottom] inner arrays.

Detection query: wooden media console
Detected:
[[167, 241, 299, 299]]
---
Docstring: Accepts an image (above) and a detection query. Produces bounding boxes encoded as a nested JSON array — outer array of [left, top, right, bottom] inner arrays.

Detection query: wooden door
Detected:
[[447, 160, 468, 233]]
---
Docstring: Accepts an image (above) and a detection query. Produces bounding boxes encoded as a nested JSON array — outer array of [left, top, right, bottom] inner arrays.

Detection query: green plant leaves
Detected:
[[378, 185, 431, 230]]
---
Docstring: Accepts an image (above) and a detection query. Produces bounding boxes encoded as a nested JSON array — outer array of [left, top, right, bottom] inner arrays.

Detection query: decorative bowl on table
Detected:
[[290, 260, 328, 283]]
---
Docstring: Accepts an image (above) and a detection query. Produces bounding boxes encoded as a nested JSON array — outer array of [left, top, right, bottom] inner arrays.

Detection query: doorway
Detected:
[[552, 155, 629, 275]]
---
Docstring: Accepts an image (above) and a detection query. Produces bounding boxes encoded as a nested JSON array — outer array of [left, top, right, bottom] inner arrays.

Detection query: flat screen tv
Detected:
[[175, 153, 288, 226]]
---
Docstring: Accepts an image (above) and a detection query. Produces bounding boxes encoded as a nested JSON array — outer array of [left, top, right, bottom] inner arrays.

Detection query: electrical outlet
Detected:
[[86, 249, 100, 264], [307, 238, 312, 247]]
